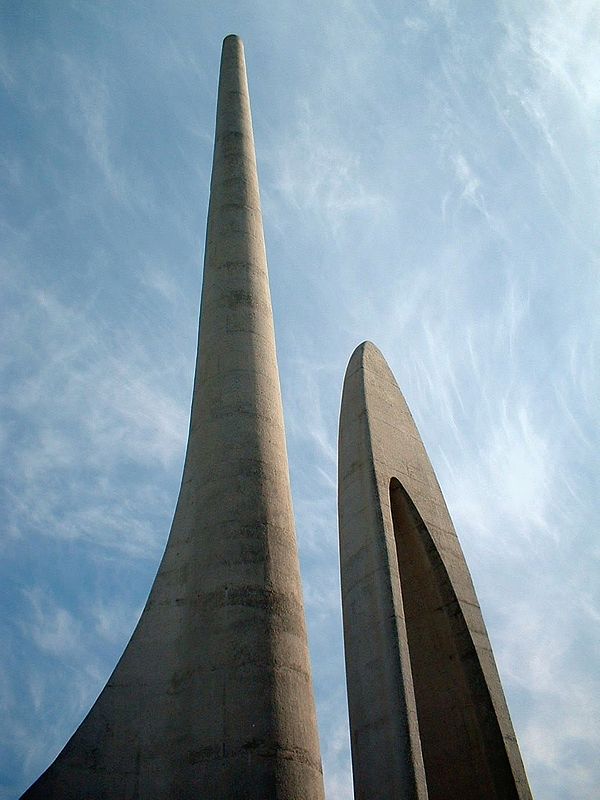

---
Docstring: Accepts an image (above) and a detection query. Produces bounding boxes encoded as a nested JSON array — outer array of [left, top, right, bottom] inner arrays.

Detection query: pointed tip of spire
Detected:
[[223, 33, 243, 48], [221, 34, 245, 64]]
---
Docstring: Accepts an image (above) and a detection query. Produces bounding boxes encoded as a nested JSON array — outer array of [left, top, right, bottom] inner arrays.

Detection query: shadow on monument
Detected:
[[390, 476, 515, 799]]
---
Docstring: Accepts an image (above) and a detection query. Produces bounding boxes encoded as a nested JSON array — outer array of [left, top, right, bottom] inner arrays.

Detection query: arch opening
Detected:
[[389, 477, 498, 799]]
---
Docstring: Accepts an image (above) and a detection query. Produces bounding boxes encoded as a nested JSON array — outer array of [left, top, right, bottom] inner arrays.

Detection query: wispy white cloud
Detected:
[[447, 404, 557, 551], [495, 592, 600, 799], [525, 0, 600, 123], [22, 587, 82, 658], [495, 0, 600, 247], [0, 264, 187, 558], [61, 54, 128, 201], [272, 98, 384, 233], [91, 596, 143, 645], [0, 37, 16, 91], [322, 719, 354, 800], [404, 16, 428, 33], [451, 152, 492, 221]]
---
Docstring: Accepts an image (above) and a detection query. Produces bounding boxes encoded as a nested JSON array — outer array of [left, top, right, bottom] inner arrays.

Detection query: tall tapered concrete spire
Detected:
[[22, 35, 325, 799]]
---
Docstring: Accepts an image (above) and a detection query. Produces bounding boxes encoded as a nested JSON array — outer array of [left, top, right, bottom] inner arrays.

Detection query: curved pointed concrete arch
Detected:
[[338, 341, 532, 800]]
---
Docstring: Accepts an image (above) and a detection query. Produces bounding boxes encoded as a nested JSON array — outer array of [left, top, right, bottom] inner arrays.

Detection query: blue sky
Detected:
[[1, 1, 598, 798]]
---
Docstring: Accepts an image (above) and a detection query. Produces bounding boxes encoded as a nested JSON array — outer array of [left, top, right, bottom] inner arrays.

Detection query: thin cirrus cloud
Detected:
[[1, 258, 189, 565], [1, 2, 598, 800]]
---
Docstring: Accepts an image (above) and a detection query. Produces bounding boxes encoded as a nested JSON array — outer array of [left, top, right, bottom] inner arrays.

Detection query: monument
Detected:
[[21, 34, 533, 800], [22, 35, 325, 800], [338, 341, 532, 799]]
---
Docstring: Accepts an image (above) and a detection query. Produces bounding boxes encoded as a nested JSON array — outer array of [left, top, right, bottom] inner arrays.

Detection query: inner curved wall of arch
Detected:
[[389, 476, 496, 800]]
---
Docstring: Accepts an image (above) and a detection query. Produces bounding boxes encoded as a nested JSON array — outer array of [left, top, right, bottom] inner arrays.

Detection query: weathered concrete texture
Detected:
[[22, 35, 324, 800], [339, 341, 533, 800]]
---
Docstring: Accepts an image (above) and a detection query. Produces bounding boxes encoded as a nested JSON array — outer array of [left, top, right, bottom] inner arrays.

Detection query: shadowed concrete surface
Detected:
[[21, 35, 324, 800], [338, 341, 533, 800]]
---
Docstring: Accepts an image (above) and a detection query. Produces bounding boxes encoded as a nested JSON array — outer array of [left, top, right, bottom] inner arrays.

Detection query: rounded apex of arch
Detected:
[[344, 340, 399, 390], [346, 340, 382, 373]]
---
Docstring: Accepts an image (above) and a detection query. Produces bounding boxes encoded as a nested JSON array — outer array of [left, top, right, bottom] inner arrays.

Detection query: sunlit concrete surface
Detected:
[[22, 35, 324, 800], [338, 341, 533, 800]]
